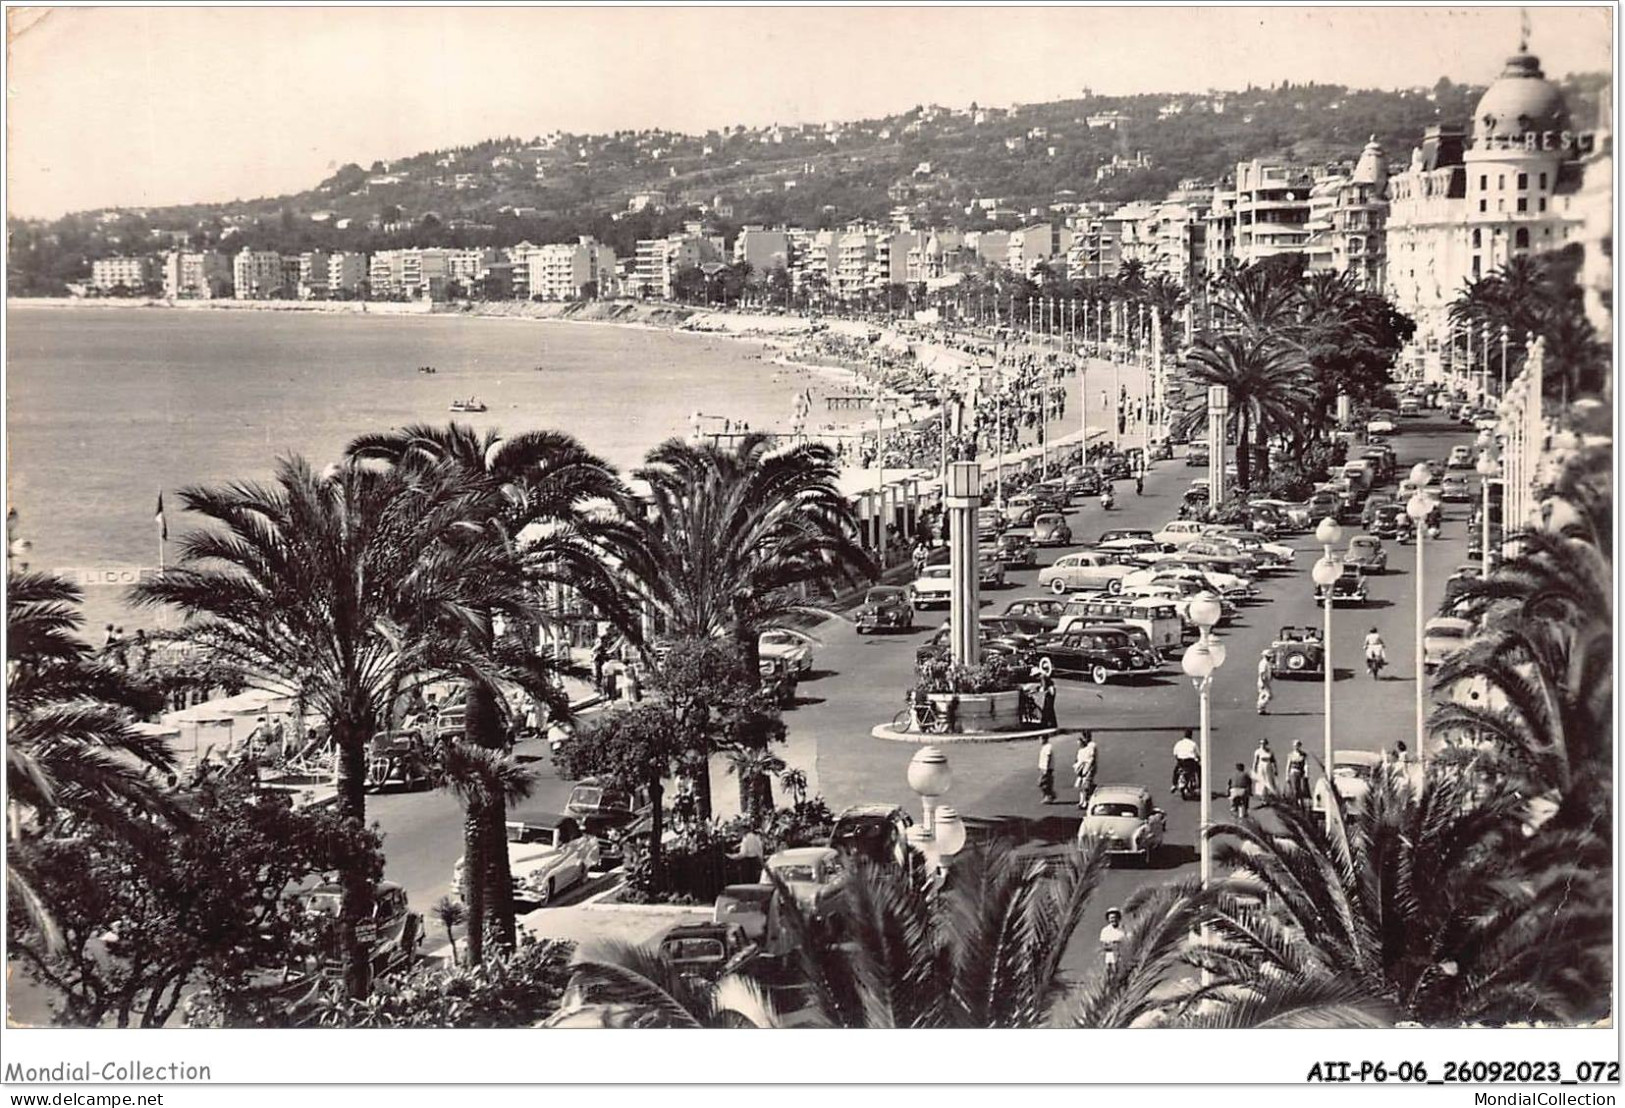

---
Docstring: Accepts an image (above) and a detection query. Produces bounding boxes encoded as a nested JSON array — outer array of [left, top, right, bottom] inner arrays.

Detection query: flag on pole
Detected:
[[155, 492, 168, 541]]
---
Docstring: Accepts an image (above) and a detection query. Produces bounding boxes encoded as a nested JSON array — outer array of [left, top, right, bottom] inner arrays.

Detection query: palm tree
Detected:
[[725, 747, 784, 825], [438, 742, 536, 964], [431, 896, 466, 966], [1211, 261, 1301, 337], [631, 434, 872, 679], [346, 423, 649, 952], [131, 456, 505, 998], [1195, 776, 1611, 1024], [1183, 333, 1308, 488], [7, 572, 177, 946]]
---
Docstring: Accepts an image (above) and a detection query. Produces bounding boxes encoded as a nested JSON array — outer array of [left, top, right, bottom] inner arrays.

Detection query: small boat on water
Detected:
[[449, 398, 488, 413], [418, 365, 438, 374]]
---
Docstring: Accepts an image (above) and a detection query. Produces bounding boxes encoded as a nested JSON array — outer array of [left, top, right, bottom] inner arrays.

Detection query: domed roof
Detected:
[[1473, 48, 1570, 141]]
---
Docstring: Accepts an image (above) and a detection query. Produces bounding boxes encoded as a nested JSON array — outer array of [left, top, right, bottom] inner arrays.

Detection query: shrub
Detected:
[[915, 656, 1026, 694]]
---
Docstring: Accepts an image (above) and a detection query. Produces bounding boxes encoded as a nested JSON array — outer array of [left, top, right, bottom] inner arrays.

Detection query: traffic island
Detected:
[[870, 720, 1059, 744], [876, 669, 1058, 743]]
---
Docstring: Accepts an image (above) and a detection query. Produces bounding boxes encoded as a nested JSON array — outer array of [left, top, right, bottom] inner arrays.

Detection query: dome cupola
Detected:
[[1473, 45, 1570, 142], [1352, 135, 1388, 185]]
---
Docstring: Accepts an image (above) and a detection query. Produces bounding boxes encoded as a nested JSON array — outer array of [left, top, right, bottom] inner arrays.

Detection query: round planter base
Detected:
[[870, 722, 1060, 744]]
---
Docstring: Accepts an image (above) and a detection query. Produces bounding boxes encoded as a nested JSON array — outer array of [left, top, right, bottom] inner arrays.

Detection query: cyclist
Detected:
[[1170, 730, 1200, 795], [1363, 627, 1387, 678]]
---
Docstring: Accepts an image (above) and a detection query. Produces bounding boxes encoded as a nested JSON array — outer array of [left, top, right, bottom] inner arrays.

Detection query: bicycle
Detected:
[[893, 702, 949, 734]]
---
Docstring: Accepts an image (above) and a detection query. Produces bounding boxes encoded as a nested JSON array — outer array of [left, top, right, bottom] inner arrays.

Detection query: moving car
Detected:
[[364, 730, 434, 792], [993, 531, 1037, 568], [1360, 492, 1396, 529], [855, 586, 914, 633], [977, 508, 1008, 541], [1033, 625, 1161, 684], [1065, 467, 1103, 497], [1031, 512, 1073, 547], [1448, 444, 1474, 468], [1439, 474, 1472, 502], [762, 847, 848, 920], [1423, 616, 1474, 670], [453, 809, 600, 907], [758, 628, 818, 673], [977, 550, 1008, 589], [1316, 565, 1369, 607], [910, 565, 954, 609], [830, 803, 914, 868], [1307, 490, 1342, 523], [1366, 415, 1397, 435], [1368, 503, 1413, 541], [1399, 398, 1422, 418], [1311, 750, 1386, 814], [1076, 785, 1167, 864], [1344, 534, 1388, 575], [1037, 551, 1136, 595], [1265, 626, 1325, 678]]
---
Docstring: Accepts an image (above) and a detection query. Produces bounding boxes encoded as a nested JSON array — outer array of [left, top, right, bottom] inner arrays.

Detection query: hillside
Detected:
[[6, 74, 1609, 294]]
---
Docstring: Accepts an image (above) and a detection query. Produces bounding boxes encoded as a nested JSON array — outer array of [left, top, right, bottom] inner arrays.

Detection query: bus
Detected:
[[1057, 596, 1184, 656]]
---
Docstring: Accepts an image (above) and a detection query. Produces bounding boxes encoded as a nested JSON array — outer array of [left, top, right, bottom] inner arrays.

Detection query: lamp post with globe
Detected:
[[1406, 463, 1435, 765], [1477, 438, 1501, 571], [906, 746, 967, 892], [1180, 595, 1226, 890], [1312, 517, 1344, 786]]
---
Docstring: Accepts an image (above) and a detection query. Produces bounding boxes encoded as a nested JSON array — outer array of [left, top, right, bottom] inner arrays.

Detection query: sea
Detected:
[[5, 307, 863, 634]]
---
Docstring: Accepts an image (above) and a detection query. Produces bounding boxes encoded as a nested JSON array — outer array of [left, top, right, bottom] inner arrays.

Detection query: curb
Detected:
[[869, 722, 1061, 744]]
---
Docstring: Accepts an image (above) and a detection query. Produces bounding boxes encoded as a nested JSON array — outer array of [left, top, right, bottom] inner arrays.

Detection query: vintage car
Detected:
[[1033, 625, 1161, 685], [1096, 528, 1157, 546], [1076, 784, 1167, 864], [565, 779, 648, 868], [1423, 616, 1474, 671], [976, 508, 1008, 542], [1439, 474, 1473, 502], [1095, 538, 1173, 567], [1440, 565, 1483, 613], [1307, 490, 1343, 523], [1031, 512, 1073, 547], [758, 628, 818, 673], [1003, 495, 1046, 529], [454, 809, 599, 907], [1316, 565, 1369, 607], [1057, 596, 1184, 657], [915, 618, 1045, 669], [291, 881, 424, 984], [910, 565, 954, 609], [1151, 520, 1214, 548], [1311, 750, 1387, 814], [1344, 534, 1388, 575], [1065, 467, 1103, 497], [831, 803, 914, 868], [1448, 444, 1474, 468], [1360, 492, 1396, 529], [855, 586, 915, 633], [759, 656, 799, 708], [1265, 626, 1325, 678], [714, 884, 790, 959], [1368, 502, 1414, 541], [1032, 481, 1073, 509], [1210, 530, 1294, 568], [762, 847, 849, 920], [977, 550, 1008, 589], [1248, 499, 1311, 533], [1183, 539, 1261, 575], [1038, 550, 1136, 596], [993, 531, 1037, 568], [1121, 580, 1237, 626], [1366, 415, 1397, 435], [1126, 560, 1252, 599], [1000, 597, 1070, 628], [364, 730, 434, 792], [657, 921, 756, 983]]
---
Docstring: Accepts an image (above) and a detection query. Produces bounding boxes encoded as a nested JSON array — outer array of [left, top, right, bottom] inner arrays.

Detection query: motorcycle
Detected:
[[1174, 759, 1200, 801], [1100, 490, 1115, 511], [1365, 646, 1386, 679]]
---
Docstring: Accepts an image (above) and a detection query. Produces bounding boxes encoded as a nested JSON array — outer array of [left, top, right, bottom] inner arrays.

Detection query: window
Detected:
[[1479, 174, 1488, 190], [1539, 172, 1548, 189], [1472, 256, 1481, 278], [1498, 175, 1505, 189], [1479, 199, 1488, 213], [1471, 229, 1482, 248], [1539, 198, 1547, 213], [1517, 173, 1528, 190], [1497, 199, 1506, 212], [1517, 197, 1528, 212], [1515, 228, 1529, 250]]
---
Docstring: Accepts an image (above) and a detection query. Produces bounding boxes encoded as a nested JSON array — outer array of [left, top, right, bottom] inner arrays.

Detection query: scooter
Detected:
[[1175, 759, 1200, 801], [1100, 490, 1115, 511]]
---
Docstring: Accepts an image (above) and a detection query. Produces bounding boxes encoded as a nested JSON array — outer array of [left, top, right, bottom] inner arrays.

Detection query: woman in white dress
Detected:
[[1251, 737, 1279, 798]]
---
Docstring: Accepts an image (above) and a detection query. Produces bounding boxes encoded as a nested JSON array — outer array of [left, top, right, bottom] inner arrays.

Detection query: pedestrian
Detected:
[[592, 634, 610, 692], [1039, 673, 1058, 729], [603, 664, 620, 703], [134, 629, 152, 670], [1098, 908, 1125, 970], [1134, 473, 1143, 496], [1256, 650, 1274, 715], [1287, 740, 1309, 806], [1251, 738, 1278, 798], [1227, 763, 1252, 819], [912, 540, 929, 577], [1074, 731, 1098, 809], [1037, 734, 1056, 804], [626, 664, 643, 704]]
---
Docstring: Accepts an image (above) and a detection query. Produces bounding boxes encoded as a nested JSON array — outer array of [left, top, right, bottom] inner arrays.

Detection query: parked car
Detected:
[[1037, 550, 1136, 596], [714, 884, 791, 960], [1307, 490, 1342, 523], [292, 881, 424, 983], [1065, 467, 1103, 496], [454, 809, 599, 906], [993, 531, 1037, 568], [910, 565, 953, 608], [1448, 444, 1474, 468], [1423, 616, 1474, 670], [1439, 474, 1472, 502], [1151, 520, 1213, 547], [1057, 595, 1184, 657], [1361, 492, 1396, 528], [1368, 503, 1413, 541], [1097, 528, 1156, 546], [1366, 415, 1397, 435], [364, 730, 434, 792], [914, 619, 1044, 669], [1248, 499, 1311, 533], [855, 585, 914, 633], [1183, 539, 1261, 574], [1004, 495, 1045, 529], [1316, 565, 1370, 607], [759, 656, 799, 707], [1399, 398, 1422, 418], [1210, 530, 1294, 568], [1033, 625, 1160, 684], [565, 779, 649, 868], [658, 921, 756, 984], [1344, 534, 1388, 575], [1441, 565, 1483, 612], [1473, 410, 1500, 431], [1096, 538, 1173, 566], [1265, 626, 1325, 678], [762, 847, 849, 921], [830, 803, 914, 868], [1076, 784, 1167, 864], [1001, 597, 1070, 628], [1031, 512, 1073, 547], [758, 628, 817, 673]]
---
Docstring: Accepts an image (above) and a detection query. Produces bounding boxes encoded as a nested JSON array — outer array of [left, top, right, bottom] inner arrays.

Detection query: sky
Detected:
[[4, 5, 1614, 219]]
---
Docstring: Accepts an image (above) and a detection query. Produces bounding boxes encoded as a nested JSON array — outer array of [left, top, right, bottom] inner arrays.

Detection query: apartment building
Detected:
[[369, 248, 452, 298], [162, 251, 231, 299], [326, 252, 368, 297], [527, 237, 617, 300], [1230, 159, 1316, 266], [790, 229, 839, 295], [91, 256, 157, 293], [733, 226, 791, 278], [834, 230, 879, 300], [233, 250, 285, 299], [293, 252, 332, 298], [633, 233, 722, 299]]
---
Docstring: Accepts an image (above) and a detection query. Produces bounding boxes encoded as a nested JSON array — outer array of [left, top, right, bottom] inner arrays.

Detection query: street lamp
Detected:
[[1312, 516, 1344, 800], [1406, 462, 1435, 767], [907, 745, 953, 831], [1180, 595, 1226, 891], [906, 747, 966, 893]]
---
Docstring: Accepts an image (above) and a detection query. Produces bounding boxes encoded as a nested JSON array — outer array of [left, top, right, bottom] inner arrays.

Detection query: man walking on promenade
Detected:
[[1037, 735, 1056, 804], [1074, 731, 1098, 809]]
